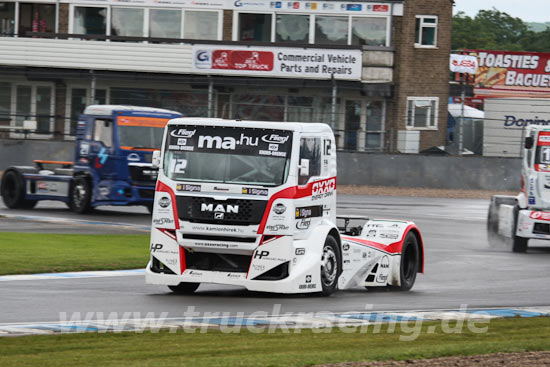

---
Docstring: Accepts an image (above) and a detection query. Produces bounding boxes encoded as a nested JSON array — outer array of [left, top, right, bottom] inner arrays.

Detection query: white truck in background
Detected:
[[488, 125, 550, 252], [484, 98, 550, 157], [145, 118, 424, 295]]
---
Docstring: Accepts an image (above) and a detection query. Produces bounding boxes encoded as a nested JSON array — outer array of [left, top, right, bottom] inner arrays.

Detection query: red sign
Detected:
[[530, 211, 550, 221], [538, 131, 550, 146], [373, 4, 388, 12], [469, 50, 550, 97], [212, 50, 274, 72]]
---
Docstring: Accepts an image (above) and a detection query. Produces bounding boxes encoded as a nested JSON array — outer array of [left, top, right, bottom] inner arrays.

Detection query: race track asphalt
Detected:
[[1, 195, 549, 324]]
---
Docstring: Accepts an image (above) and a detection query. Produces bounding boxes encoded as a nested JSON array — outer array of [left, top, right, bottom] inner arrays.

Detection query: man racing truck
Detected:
[[488, 125, 550, 252], [1, 105, 182, 213], [146, 118, 424, 295]]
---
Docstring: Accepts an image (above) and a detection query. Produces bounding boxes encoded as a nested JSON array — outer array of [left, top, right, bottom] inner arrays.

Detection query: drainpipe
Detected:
[[90, 70, 96, 105]]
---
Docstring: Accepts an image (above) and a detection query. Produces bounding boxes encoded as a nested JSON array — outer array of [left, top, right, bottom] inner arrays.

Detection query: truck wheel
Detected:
[[70, 177, 92, 214], [168, 282, 200, 294], [512, 206, 528, 253], [512, 236, 528, 253], [487, 201, 503, 248], [1, 170, 35, 209], [319, 234, 340, 296], [392, 232, 419, 291]]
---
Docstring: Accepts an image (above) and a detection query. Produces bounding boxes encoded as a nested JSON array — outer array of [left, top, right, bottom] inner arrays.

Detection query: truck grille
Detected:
[[176, 197, 267, 225], [129, 166, 158, 185], [138, 188, 155, 199], [185, 251, 251, 273]]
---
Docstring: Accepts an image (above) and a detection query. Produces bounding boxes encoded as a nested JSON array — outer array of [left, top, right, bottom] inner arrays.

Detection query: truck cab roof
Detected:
[[166, 118, 333, 134], [83, 105, 181, 116], [527, 124, 550, 133]]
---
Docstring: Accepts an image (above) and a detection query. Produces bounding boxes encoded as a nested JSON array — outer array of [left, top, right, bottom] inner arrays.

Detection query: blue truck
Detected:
[[0, 105, 182, 213]]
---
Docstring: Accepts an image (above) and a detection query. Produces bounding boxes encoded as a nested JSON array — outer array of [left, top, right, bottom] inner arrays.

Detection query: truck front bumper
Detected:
[[516, 209, 550, 240]]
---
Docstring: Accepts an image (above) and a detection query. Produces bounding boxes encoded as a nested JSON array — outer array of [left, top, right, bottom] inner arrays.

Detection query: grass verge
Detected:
[[1, 317, 550, 367], [0, 232, 149, 275]]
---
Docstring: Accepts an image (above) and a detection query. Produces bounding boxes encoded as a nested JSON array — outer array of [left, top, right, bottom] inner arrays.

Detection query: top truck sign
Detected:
[[192, 45, 362, 81], [469, 50, 550, 97]]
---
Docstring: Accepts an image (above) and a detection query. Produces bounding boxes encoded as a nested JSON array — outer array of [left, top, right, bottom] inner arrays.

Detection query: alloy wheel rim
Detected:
[[321, 245, 338, 287]]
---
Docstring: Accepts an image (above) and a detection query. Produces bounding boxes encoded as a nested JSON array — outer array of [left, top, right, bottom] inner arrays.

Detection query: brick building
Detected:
[[0, 0, 452, 152]]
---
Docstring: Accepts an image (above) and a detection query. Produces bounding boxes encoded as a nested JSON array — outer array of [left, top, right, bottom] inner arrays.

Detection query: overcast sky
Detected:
[[453, 0, 550, 23]]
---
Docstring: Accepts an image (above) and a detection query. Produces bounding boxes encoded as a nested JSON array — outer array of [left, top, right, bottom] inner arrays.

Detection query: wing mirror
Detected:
[[299, 158, 309, 177], [525, 136, 534, 150], [152, 150, 161, 168]]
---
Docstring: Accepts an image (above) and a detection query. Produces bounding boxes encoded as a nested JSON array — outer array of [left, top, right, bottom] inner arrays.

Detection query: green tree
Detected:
[[452, 8, 550, 52]]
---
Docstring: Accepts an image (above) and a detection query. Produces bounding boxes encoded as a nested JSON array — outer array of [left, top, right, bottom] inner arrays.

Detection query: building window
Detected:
[[351, 17, 387, 46], [74, 7, 107, 35], [36, 86, 52, 133], [0, 2, 15, 35], [315, 15, 347, 45], [232, 94, 284, 121], [407, 97, 438, 129], [287, 96, 314, 122], [150, 9, 181, 39], [275, 14, 309, 43], [72, 7, 221, 41], [110, 88, 208, 117], [11, 84, 54, 135], [0, 82, 11, 129], [69, 88, 106, 135], [238, 13, 271, 41], [366, 101, 384, 149], [235, 12, 390, 46], [111, 7, 144, 37], [18, 3, 55, 35], [184, 11, 218, 40], [415, 15, 437, 47]]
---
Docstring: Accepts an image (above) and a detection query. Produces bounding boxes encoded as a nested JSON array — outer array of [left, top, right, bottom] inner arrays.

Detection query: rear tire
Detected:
[[319, 234, 340, 296], [168, 282, 200, 294], [392, 232, 419, 291], [0, 170, 36, 209], [512, 206, 528, 253], [70, 176, 93, 214], [487, 200, 502, 248]]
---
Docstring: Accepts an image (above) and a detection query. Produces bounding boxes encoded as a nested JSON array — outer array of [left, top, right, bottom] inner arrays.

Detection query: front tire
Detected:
[[70, 177, 93, 214], [393, 232, 419, 291], [512, 236, 528, 253], [319, 234, 340, 296], [168, 282, 200, 294], [0, 170, 36, 209]]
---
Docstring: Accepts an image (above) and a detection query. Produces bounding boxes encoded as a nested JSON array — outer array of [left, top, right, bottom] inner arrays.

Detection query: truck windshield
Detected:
[[163, 125, 293, 187], [119, 125, 165, 149], [117, 116, 171, 149]]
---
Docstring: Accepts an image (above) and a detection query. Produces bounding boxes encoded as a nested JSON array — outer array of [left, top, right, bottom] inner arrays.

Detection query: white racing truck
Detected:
[[488, 125, 550, 252], [145, 119, 424, 295]]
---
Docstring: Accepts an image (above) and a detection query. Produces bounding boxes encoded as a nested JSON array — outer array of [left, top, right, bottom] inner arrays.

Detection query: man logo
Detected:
[[201, 203, 239, 213], [214, 212, 224, 220]]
